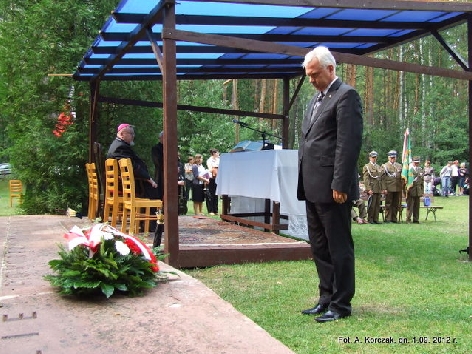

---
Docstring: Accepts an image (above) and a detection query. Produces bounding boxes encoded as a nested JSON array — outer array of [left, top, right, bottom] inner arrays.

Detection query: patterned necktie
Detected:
[[310, 93, 325, 123]]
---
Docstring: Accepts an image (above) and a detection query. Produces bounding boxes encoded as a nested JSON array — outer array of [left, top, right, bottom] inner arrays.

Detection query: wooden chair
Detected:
[[9, 180, 23, 207], [118, 158, 163, 234], [103, 158, 123, 227], [93, 142, 105, 219], [85, 163, 99, 220]]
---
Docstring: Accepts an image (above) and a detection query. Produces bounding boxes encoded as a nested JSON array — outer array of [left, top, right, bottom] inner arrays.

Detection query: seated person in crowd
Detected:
[[351, 200, 368, 224], [351, 182, 368, 224], [107, 123, 159, 200]]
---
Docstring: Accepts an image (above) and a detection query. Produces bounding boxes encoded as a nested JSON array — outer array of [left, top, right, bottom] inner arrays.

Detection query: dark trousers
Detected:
[[142, 182, 160, 231], [367, 193, 381, 223], [184, 179, 192, 201], [406, 194, 420, 222], [385, 191, 401, 222], [305, 199, 355, 315], [451, 176, 459, 195], [207, 178, 218, 214]]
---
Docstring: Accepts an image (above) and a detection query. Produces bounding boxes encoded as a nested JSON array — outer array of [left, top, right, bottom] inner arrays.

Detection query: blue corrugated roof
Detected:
[[73, 0, 472, 81]]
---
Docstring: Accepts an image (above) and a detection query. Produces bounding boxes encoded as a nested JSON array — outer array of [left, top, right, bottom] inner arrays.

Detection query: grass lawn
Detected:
[[188, 196, 472, 354], [2, 176, 471, 353]]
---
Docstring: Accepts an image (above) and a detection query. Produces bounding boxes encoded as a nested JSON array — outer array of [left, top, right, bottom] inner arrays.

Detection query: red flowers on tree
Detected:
[[53, 112, 73, 137]]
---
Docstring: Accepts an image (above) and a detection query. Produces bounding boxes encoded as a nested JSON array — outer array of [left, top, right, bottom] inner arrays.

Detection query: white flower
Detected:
[[88, 224, 105, 246], [68, 236, 88, 250], [115, 240, 130, 256], [101, 231, 114, 240]]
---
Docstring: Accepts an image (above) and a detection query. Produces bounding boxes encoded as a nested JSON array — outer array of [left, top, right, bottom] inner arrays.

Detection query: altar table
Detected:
[[216, 150, 308, 240]]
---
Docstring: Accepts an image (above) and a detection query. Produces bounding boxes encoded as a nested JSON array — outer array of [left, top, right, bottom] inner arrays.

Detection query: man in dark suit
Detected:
[[151, 131, 164, 199], [297, 46, 363, 323], [107, 123, 159, 200]]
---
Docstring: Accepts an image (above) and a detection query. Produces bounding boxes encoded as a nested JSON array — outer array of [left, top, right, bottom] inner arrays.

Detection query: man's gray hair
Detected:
[[302, 46, 336, 69]]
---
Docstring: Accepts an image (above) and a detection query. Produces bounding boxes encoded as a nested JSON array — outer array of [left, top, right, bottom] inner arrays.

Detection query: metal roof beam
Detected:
[[92, 44, 252, 55], [431, 30, 468, 70], [98, 95, 285, 119], [91, 44, 370, 56], [100, 31, 400, 44], [165, 28, 472, 80], [85, 58, 302, 65], [113, 13, 442, 31], [79, 67, 302, 75], [91, 0, 173, 82], [73, 73, 300, 81], [211, 0, 472, 12]]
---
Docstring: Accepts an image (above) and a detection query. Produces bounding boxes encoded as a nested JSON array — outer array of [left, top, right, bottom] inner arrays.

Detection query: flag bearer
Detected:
[[406, 157, 424, 224]]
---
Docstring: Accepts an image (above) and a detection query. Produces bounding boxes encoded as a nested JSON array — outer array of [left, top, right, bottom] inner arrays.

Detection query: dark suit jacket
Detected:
[[151, 142, 164, 198], [107, 138, 151, 180], [297, 79, 363, 203]]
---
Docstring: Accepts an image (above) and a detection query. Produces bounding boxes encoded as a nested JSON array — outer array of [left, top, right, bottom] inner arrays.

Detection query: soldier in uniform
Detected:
[[382, 150, 403, 223], [406, 156, 424, 223], [363, 150, 383, 224]]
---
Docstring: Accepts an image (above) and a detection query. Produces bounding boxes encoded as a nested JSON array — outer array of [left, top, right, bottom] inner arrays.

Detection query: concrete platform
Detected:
[[0, 215, 295, 354]]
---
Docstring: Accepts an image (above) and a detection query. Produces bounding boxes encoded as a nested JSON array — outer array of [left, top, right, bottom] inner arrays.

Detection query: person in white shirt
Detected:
[[440, 161, 453, 197], [450, 160, 459, 196]]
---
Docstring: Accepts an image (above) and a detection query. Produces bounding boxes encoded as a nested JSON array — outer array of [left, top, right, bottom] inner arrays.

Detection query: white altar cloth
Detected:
[[216, 150, 308, 240]]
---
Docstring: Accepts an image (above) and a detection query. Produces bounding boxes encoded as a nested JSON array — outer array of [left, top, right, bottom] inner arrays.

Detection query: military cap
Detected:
[[412, 156, 420, 163], [387, 150, 397, 157], [369, 151, 378, 157]]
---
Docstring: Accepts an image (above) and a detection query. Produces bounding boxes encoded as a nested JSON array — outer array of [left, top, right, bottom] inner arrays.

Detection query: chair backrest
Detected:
[[9, 179, 22, 194], [86, 163, 99, 202], [119, 158, 136, 204], [85, 163, 92, 186], [105, 158, 120, 200], [93, 142, 105, 218], [9, 179, 23, 207], [86, 163, 97, 188], [8, 179, 23, 193]]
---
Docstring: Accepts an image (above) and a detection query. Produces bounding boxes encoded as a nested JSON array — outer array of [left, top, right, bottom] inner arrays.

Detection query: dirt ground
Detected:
[[0, 215, 296, 354]]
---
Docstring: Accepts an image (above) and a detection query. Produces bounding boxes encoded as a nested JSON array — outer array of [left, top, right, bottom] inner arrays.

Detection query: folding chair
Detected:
[[103, 159, 123, 227], [9, 180, 23, 207], [85, 163, 99, 220], [118, 158, 163, 234]]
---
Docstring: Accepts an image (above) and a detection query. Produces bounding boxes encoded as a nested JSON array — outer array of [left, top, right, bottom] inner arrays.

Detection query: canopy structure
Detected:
[[74, 0, 472, 81], [74, 0, 472, 267]]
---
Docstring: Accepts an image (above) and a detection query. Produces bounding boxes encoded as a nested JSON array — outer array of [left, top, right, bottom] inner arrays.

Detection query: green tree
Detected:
[[0, 0, 117, 213]]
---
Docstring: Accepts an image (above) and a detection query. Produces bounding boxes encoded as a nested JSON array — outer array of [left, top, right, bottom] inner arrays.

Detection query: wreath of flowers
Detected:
[[45, 223, 161, 298]]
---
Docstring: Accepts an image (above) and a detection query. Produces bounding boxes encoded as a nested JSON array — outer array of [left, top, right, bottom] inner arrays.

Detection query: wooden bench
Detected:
[[378, 193, 445, 222], [420, 205, 444, 221], [419, 195, 443, 221]]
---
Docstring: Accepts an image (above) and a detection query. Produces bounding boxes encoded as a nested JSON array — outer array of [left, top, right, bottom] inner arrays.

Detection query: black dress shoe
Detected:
[[315, 310, 350, 323], [301, 303, 329, 315], [373, 221, 382, 224]]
